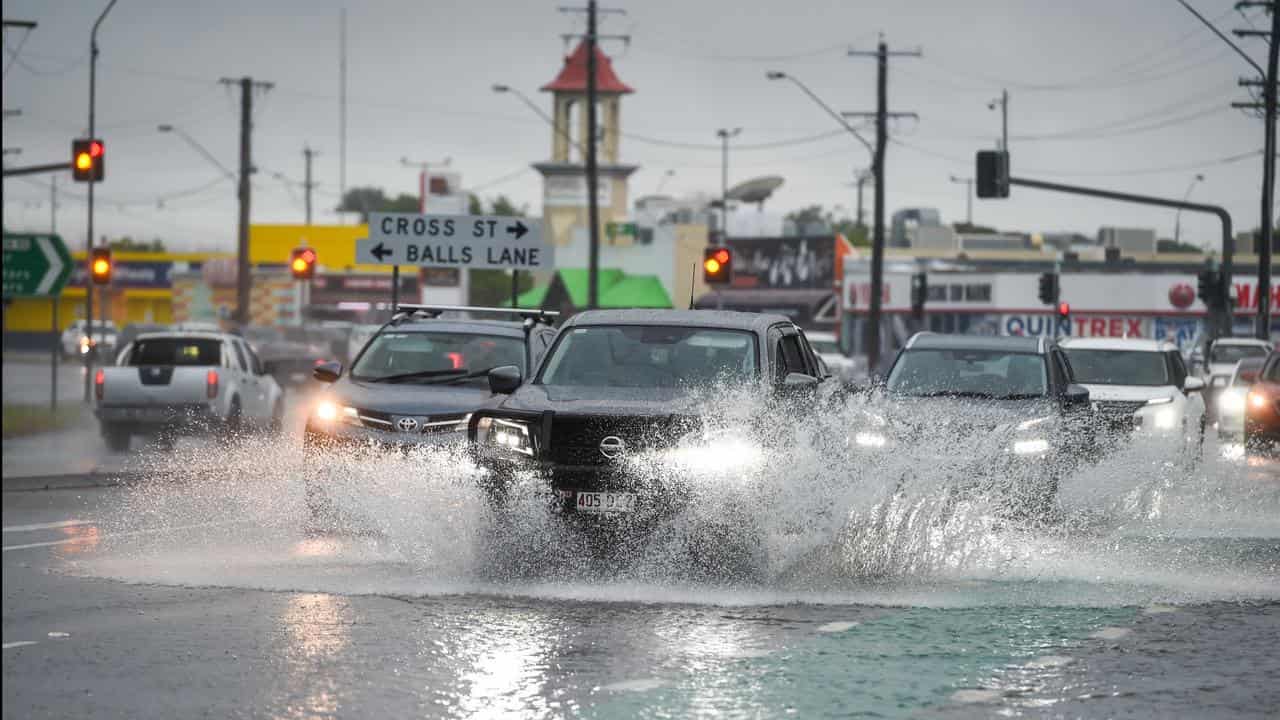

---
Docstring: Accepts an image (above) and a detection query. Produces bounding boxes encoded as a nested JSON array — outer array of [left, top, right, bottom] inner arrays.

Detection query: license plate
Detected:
[[574, 491, 635, 514]]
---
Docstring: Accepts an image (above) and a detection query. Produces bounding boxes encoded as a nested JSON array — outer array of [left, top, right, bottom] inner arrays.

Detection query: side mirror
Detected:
[[488, 365, 522, 394], [1183, 376, 1205, 393], [781, 372, 821, 396], [1063, 383, 1090, 408], [313, 361, 342, 383]]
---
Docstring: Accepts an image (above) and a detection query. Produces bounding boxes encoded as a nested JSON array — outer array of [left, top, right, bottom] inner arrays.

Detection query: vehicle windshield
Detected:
[[1063, 349, 1170, 386], [887, 348, 1048, 398], [350, 331, 524, 382], [539, 325, 758, 388], [1211, 344, 1269, 365], [1233, 360, 1265, 386], [128, 338, 221, 366]]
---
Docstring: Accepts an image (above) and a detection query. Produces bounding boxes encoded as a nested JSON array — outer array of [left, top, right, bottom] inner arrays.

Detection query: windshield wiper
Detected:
[[912, 390, 994, 399], [363, 369, 468, 383], [423, 367, 501, 385], [994, 393, 1044, 400]]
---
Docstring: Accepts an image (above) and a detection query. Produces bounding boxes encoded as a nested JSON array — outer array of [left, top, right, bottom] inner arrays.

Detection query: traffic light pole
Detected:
[[1008, 176, 1235, 338], [83, 0, 118, 403]]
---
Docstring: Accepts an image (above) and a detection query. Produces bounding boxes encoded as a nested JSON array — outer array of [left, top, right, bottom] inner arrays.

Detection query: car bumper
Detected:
[[95, 404, 220, 431]]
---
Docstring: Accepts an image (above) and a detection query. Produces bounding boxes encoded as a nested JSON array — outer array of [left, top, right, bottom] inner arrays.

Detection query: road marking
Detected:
[[2, 520, 244, 552], [3, 520, 93, 533], [2, 641, 38, 650]]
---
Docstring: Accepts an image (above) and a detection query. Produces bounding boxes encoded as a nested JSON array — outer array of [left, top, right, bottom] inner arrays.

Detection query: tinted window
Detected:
[[129, 338, 222, 366], [887, 349, 1047, 398], [352, 332, 524, 381], [1210, 344, 1269, 365], [540, 325, 757, 388], [779, 335, 807, 376], [1167, 351, 1187, 388], [1062, 349, 1170, 386]]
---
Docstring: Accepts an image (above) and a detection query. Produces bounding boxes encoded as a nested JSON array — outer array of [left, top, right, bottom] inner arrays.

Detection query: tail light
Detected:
[[206, 370, 219, 399], [94, 369, 105, 401]]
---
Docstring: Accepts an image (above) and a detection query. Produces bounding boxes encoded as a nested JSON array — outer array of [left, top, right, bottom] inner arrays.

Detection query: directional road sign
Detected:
[[358, 212, 553, 270], [2, 233, 72, 298]]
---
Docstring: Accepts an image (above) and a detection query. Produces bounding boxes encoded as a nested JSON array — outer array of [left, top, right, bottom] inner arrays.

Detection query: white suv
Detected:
[[1060, 338, 1206, 449]]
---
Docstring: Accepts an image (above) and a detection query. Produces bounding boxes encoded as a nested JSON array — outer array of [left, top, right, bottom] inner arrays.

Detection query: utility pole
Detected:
[[1231, 1, 1278, 339], [989, 89, 1009, 151], [717, 128, 742, 243], [219, 76, 273, 328], [559, 1, 627, 310], [950, 175, 974, 226], [83, 0, 117, 403], [303, 145, 318, 225], [853, 169, 872, 230], [848, 39, 921, 376]]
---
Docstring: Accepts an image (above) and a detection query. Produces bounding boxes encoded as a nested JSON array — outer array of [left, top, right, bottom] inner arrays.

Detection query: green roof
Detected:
[[512, 269, 672, 309]]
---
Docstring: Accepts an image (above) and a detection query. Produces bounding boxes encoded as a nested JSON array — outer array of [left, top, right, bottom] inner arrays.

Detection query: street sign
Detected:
[[358, 212, 553, 269], [606, 221, 637, 240], [2, 233, 72, 298]]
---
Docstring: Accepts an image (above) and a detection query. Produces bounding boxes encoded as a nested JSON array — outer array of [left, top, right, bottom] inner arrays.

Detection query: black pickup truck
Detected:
[[467, 309, 835, 529]]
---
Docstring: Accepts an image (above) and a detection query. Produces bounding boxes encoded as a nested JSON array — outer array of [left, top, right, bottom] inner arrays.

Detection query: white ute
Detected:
[[1060, 337, 1206, 452], [94, 331, 284, 452]]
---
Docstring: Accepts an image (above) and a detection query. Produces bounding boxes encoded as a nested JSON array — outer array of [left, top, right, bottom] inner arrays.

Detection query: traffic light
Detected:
[[1037, 272, 1059, 306], [1057, 301, 1070, 319], [90, 248, 112, 285], [1196, 269, 1220, 308], [975, 149, 1008, 199], [72, 138, 105, 182], [703, 246, 732, 285], [910, 272, 928, 318], [290, 247, 317, 280]]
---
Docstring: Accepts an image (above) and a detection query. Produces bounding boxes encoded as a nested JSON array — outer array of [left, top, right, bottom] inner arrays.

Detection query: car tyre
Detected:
[[103, 426, 131, 453], [220, 398, 242, 447]]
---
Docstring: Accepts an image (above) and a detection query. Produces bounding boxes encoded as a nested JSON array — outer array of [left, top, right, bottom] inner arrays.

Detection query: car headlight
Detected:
[[476, 416, 535, 457], [313, 400, 359, 425], [1249, 391, 1268, 411], [1011, 438, 1050, 455], [665, 430, 764, 474], [1146, 396, 1174, 406], [1218, 389, 1246, 415], [1152, 406, 1178, 430], [853, 431, 887, 448]]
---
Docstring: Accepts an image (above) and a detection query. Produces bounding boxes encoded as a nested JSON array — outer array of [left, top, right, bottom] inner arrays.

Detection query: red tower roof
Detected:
[[540, 40, 634, 94]]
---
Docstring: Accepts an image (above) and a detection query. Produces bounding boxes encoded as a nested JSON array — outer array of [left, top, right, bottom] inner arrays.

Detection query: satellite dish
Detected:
[[726, 176, 784, 208]]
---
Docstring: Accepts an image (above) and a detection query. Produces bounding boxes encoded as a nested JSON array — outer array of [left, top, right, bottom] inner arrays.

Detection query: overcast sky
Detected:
[[1, 0, 1274, 253]]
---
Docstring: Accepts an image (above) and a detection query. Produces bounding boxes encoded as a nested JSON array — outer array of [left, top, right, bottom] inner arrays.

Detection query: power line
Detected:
[[470, 166, 534, 193], [622, 128, 855, 151]]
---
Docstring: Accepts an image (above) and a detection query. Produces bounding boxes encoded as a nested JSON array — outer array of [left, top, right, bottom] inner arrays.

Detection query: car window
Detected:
[[1210, 343, 1269, 365], [244, 342, 265, 375], [795, 332, 824, 377], [1265, 357, 1280, 383], [230, 340, 249, 372], [1050, 351, 1070, 391], [778, 334, 808, 378], [539, 325, 758, 388], [1167, 351, 1187, 388], [351, 331, 525, 382], [886, 349, 1048, 398], [1061, 349, 1170, 386], [128, 338, 222, 366]]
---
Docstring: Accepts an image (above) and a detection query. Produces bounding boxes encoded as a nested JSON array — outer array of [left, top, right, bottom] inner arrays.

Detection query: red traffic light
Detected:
[[72, 138, 105, 182], [1057, 301, 1070, 317], [703, 246, 732, 285], [290, 247, 317, 279]]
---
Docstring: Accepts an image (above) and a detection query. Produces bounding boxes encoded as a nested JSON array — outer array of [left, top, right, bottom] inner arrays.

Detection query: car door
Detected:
[[243, 341, 280, 420], [228, 338, 263, 419]]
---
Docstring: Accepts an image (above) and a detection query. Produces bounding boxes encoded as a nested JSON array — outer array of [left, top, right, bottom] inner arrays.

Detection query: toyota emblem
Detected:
[[396, 417, 419, 433], [599, 435, 626, 458]]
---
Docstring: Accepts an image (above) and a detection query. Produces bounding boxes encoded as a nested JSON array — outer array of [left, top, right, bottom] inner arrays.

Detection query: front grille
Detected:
[[1094, 400, 1146, 417], [546, 415, 700, 466]]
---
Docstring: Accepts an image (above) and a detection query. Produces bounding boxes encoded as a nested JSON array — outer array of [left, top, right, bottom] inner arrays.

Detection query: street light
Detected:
[[715, 128, 741, 242], [157, 124, 237, 181], [493, 83, 586, 158], [1173, 173, 1206, 246], [765, 71, 874, 156], [949, 175, 974, 226]]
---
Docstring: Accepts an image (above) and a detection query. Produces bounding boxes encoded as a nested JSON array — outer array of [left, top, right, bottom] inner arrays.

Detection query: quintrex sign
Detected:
[[357, 212, 553, 269]]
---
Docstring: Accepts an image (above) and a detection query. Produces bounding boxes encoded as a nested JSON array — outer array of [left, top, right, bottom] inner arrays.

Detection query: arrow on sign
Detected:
[[35, 237, 66, 294], [369, 242, 393, 262], [506, 221, 529, 240]]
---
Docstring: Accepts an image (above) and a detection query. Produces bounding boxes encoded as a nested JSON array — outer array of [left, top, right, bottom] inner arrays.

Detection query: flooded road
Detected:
[[4, 400, 1279, 718]]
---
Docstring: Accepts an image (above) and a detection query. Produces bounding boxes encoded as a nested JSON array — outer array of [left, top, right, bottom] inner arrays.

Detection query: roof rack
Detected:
[[390, 304, 560, 325]]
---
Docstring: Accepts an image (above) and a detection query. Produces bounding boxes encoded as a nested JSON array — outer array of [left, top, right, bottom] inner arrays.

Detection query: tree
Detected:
[[336, 187, 417, 223], [107, 236, 165, 252]]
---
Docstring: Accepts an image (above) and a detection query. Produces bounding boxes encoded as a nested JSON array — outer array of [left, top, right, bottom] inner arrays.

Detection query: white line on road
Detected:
[[3, 520, 93, 533], [2, 641, 39, 649], [2, 520, 246, 552]]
